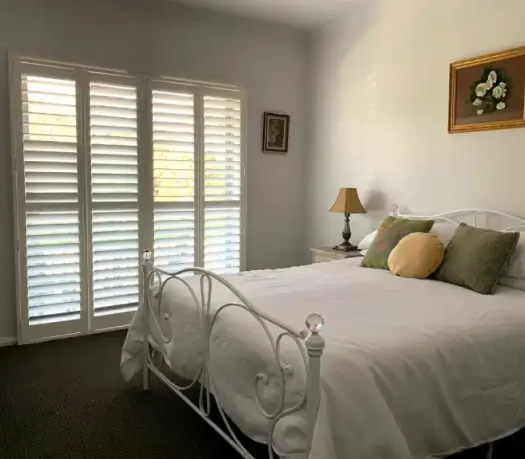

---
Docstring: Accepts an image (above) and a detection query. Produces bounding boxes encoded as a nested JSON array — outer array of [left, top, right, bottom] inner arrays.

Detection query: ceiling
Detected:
[[171, 0, 362, 29]]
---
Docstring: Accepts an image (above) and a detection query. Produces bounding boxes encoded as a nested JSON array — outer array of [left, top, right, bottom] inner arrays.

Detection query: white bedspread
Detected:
[[121, 259, 525, 459]]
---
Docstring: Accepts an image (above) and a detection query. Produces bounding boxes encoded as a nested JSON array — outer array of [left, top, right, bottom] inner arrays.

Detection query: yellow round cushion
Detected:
[[388, 232, 445, 279]]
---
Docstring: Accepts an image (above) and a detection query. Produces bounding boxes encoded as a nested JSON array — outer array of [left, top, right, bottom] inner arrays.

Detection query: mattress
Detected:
[[121, 258, 525, 459]]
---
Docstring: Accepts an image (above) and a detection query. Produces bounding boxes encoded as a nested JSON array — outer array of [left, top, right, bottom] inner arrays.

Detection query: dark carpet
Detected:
[[0, 331, 522, 459]]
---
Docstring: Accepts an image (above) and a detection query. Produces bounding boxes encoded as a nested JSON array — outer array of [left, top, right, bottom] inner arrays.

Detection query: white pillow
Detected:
[[499, 277, 525, 291], [502, 232, 525, 278], [430, 221, 458, 248], [357, 230, 377, 250], [499, 232, 525, 290], [360, 249, 368, 257]]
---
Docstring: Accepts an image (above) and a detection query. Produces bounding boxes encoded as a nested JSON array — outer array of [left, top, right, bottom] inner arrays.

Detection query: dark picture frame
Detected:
[[449, 45, 525, 133], [262, 112, 290, 153]]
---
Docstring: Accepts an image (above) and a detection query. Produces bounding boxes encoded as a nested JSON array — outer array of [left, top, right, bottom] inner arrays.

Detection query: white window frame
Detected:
[[9, 54, 247, 344]]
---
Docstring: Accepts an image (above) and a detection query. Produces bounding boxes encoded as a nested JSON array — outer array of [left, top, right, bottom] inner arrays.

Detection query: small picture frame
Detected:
[[262, 112, 290, 153]]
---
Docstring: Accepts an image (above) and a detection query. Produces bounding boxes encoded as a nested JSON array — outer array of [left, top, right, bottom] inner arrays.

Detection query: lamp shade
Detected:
[[330, 188, 366, 214]]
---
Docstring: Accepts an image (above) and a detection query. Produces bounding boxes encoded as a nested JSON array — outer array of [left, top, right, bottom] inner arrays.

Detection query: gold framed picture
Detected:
[[449, 45, 525, 133], [262, 112, 290, 153]]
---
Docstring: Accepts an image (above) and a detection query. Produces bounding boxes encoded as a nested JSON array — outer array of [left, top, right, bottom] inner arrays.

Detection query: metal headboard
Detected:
[[390, 204, 525, 232]]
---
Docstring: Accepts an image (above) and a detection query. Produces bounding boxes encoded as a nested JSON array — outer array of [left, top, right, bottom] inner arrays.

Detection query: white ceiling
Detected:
[[172, 0, 362, 29]]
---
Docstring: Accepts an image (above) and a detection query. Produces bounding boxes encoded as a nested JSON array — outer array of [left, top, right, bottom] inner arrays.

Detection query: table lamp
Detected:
[[330, 187, 366, 252]]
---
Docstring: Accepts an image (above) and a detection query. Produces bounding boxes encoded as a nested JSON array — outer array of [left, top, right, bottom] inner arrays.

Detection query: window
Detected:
[[11, 58, 245, 344], [21, 74, 82, 326], [203, 96, 242, 274], [90, 81, 140, 318], [152, 88, 196, 272]]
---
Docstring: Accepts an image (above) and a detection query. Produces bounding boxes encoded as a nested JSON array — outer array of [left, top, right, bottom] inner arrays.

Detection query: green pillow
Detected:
[[434, 223, 519, 294], [361, 216, 435, 270]]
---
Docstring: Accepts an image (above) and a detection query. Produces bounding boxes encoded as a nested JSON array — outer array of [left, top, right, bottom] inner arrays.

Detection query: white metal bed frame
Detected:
[[139, 207, 525, 459], [392, 205, 525, 232], [140, 251, 326, 459]]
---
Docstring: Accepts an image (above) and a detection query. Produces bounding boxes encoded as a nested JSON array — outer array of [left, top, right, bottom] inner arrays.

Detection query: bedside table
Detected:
[[310, 247, 363, 264]]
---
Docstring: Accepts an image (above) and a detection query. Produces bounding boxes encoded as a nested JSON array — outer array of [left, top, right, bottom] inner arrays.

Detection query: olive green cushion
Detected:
[[361, 216, 435, 270], [434, 223, 520, 294]]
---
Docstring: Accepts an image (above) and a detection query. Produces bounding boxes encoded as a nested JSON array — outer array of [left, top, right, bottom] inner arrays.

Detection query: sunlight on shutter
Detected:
[[16, 62, 245, 342], [22, 75, 81, 325], [90, 82, 139, 316], [203, 95, 242, 274], [152, 89, 195, 272]]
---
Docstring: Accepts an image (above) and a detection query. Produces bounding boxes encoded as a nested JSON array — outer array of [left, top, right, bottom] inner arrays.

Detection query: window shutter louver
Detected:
[[13, 58, 245, 344], [203, 95, 242, 274], [152, 89, 196, 272], [21, 75, 82, 325], [89, 81, 139, 316]]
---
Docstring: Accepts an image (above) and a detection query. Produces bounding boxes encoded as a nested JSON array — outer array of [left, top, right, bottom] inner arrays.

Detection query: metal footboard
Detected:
[[140, 250, 325, 459]]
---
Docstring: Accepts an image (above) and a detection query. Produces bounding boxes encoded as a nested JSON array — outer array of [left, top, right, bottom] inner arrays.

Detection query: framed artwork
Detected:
[[262, 112, 290, 153], [449, 45, 525, 133]]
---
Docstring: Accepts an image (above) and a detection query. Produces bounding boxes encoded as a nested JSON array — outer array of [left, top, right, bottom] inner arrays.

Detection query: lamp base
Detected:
[[332, 242, 358, 252]]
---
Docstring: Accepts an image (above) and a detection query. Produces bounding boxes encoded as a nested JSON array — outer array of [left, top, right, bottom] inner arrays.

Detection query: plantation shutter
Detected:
[[151, 86, 196, 272], [89, 80, 140, 317], [12, 57, 245, 344], [203, 95, 242, 274], [20, 73, 83, 327]]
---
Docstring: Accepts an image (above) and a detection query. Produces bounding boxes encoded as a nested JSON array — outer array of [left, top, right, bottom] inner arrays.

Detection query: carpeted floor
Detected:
[[0, 331, 522, 459]]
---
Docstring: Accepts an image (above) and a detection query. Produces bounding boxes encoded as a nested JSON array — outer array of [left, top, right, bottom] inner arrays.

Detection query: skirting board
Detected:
[[0, 337, 16, 347]]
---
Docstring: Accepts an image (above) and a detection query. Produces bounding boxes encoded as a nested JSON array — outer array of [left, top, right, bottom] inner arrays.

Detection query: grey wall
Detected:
[[0, 0, 310, 342], [306, 0, 525, 258]]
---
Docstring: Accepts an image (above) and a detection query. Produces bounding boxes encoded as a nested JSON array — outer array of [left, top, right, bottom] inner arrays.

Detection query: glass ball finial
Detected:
[[306, 313, 324, 334]]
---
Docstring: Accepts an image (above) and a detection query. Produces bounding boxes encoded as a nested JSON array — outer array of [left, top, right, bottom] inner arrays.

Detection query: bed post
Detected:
[[304, 313, 325, 455], [141, 250, 153, 391]]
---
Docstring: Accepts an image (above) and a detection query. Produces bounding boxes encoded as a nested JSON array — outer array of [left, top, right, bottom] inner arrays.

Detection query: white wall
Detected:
[[0, 0, 309, 342], [306, 0, 525, 258]]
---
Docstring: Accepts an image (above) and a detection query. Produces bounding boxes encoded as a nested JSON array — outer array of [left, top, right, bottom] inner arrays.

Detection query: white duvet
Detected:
[[121, 259, 525, 459]]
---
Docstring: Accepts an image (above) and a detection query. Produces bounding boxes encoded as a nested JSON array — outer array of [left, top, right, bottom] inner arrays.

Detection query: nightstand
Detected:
[[310, 247, 363, 264]]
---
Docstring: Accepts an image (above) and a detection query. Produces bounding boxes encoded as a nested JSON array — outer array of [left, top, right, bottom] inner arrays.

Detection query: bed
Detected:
[[121, 209, 525, 459]]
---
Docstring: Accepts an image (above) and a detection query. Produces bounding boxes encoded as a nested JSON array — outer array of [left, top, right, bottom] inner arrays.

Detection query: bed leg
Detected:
[[486, 443, 493, 459], [305, 314, 326, 455], [141, 250, 153, 391], [142, 344, 150, 391]]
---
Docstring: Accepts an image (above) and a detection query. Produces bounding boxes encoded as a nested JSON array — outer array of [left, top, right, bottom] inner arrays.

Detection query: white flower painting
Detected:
[[492, 86, 504, 99], [449, 47, 525, 133], [475, 83, 487, 97], [469, 66, 511, 116]]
